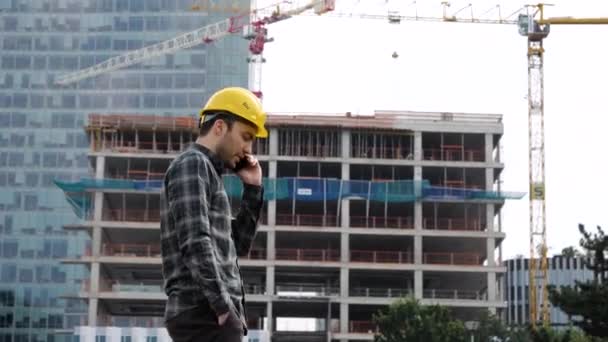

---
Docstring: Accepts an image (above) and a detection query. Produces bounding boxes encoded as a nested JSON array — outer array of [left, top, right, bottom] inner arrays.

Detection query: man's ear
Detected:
[[213, 120, 226, 136]]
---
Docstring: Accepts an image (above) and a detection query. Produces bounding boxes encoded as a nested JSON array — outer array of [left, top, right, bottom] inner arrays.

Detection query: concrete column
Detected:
[[341, 130, 350, 159], [90, 262, 100, 293], [414, 131, 422, 161], [269, 128, 278, 156], [413, 135, 423, 301], [340, 163, 350, 228], [90, 223, 102, 327], [485, 167, 494, 191], [414, 270, 423, 300], [339, 130, 351, 339], [266, 302, 273, 333], [487, 238, 496, 267], [266, 266, 275, 296], [93, 156, 105, 221], [341, 232, 349, 263], [90, 225, 101, 325], [340, 268, 349, 297], [93, 192, 104, 222], [340, 130, 350, 228], [485, 133, 494, 163], [486, 203, 495, 233], [95, 156, 105, 179], [92, 226, 102, 256], [266, 230, 275, 261], [414, 234, 422, 264], [88, 298, 98, 326], [340, 303, 349, 334], [414, 235, 423, 301], [267, 161, 277, 226], [414, 166, 422, 230]]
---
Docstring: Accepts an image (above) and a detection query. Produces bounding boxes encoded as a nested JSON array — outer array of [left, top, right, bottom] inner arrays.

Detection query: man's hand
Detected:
[[218, 311, 230, 326], [236, 155, 262, 186]]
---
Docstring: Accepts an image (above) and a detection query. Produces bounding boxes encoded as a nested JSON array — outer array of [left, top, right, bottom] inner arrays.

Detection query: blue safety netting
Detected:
[[55, 176, 524, 219]]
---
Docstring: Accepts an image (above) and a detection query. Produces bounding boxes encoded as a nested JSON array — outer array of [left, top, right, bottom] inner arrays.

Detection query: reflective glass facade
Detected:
[[0, 1, 250, 341]]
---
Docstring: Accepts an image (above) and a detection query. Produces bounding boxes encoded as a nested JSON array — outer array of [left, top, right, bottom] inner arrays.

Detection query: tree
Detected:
[[548, 224, 608, 338], [475, 310, 510, 341], [373, 297, 466, 342], [561, 246, 582, 258]]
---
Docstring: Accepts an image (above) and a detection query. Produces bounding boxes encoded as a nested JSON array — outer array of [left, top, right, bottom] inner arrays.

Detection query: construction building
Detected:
[[56, 111, 523, 342]]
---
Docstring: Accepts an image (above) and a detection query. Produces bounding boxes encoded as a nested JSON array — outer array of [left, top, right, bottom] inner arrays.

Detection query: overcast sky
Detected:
[[256, 0, 608, 258]]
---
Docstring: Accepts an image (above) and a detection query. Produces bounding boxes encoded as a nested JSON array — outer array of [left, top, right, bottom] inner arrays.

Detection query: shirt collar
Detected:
[[191, 143, 225, 175]]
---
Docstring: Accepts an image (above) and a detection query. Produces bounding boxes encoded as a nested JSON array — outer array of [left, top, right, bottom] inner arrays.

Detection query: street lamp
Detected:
[[464, 321, 479, 342]]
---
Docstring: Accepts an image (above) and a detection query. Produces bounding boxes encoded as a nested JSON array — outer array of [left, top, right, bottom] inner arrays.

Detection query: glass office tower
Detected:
[[0, 1, 250, 341]]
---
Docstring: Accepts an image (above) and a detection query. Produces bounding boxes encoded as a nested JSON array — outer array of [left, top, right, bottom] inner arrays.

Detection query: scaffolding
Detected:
[[85, 113, 496, 162]]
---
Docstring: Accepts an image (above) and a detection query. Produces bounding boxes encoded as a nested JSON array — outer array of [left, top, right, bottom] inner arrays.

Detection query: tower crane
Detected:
[[324, 2, 608, 328], [54, 0, 336, 99]]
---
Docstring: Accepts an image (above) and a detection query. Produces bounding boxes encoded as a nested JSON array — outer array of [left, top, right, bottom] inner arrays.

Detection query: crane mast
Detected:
[[520, 5, 550, 327]]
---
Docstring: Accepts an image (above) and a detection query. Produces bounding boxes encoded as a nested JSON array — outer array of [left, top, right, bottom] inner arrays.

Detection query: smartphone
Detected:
[[232, 155, 251, 172]]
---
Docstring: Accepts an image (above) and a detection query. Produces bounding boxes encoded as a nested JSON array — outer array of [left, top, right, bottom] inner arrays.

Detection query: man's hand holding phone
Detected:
[[234, 154, 262, 186]]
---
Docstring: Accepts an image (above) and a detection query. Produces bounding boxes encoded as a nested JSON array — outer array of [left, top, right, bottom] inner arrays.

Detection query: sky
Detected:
[[256, 0, 608, 259]]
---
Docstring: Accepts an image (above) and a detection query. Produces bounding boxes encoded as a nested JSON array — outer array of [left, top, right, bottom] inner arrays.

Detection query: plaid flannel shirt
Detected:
[[160, 143, 263, 322]]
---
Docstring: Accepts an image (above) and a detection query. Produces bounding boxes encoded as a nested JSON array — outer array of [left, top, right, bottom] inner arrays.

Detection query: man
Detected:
[[160, 87, 267, 342]]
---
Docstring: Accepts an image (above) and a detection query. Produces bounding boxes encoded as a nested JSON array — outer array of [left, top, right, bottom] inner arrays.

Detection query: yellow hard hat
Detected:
[[200, 87, 268, 138]]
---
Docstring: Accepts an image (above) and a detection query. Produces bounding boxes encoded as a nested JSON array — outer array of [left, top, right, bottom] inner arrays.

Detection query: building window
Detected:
[[120, 337, 131, 342], [95, 336, 106, 342]]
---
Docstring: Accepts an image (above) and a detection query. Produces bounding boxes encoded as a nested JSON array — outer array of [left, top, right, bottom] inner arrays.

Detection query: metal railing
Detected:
[[97, 315, 165, 328], [101, 243, 161, 257], [243, 248, 266, 260], [349, 320, 378, 334], [102, 209, 160, 222], [423, 148, 484, 162], [423, 252, 481, 265], [351, 146, 413, 160], [245, 284, 266, 295], [350, 216, 413, 229], [350, 250, 413, 264], [275, 284, 339, 296], [275, 214, 338, 227], [275, 248, 340, 262], [423, 218, 483, 231], [423, 289, 487, 300], [350, 287, 412, 298]]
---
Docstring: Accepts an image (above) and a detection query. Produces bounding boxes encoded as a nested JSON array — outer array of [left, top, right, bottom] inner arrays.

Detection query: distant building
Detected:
[[504, 256, 594, 327], [73, 326, 269, 342], [0, 1, 250, 342]]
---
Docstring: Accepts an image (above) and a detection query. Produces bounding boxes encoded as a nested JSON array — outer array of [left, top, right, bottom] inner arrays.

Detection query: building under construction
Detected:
[[56, 111, 522, 342]]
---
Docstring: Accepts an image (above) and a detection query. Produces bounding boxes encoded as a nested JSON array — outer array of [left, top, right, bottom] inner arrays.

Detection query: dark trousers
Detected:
[[165, 304, 244, 342]]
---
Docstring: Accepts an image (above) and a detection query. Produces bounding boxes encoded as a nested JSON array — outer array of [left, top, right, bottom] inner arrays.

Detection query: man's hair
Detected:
[[198, 111, 257, 136], [198, 111, 237, 136]]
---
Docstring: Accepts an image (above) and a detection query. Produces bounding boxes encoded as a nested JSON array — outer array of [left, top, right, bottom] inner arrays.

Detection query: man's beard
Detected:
[[216, 137, 234, 166]]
